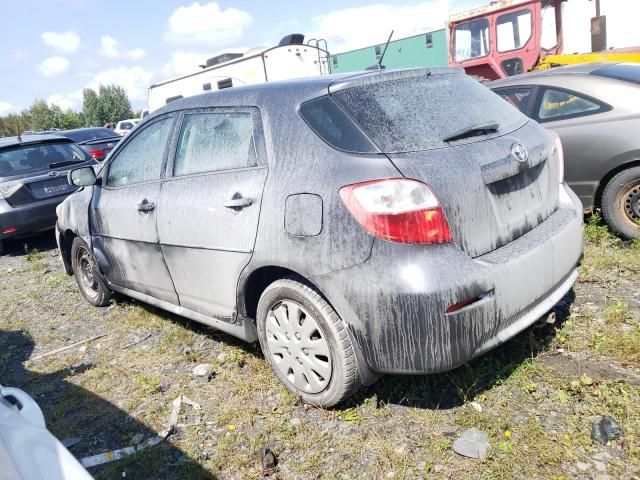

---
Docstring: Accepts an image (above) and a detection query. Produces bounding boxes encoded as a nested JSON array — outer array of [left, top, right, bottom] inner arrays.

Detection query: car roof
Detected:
[[61, 127, 111, 133], [489, 62, 618, 86], [0, 134, 73, 151], [152, 67, 463, 118]]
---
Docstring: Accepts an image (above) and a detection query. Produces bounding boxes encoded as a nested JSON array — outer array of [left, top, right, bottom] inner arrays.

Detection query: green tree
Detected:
[[82, 88, 101, 127], [82, 85, 133, 126]]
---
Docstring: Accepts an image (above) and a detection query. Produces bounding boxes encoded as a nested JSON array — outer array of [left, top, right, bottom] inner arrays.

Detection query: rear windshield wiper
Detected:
[[443, 122, 499, 143], [48, 160, 85, 169]]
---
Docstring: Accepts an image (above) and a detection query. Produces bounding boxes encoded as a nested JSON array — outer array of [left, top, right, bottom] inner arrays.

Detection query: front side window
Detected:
[[537, 88, 604, 121], [173, 112, 257, 177], [497, 9, 533, 53], [494, 87, 534, 114], [106, 117, 173, 187], [454, 18, 489, 62]]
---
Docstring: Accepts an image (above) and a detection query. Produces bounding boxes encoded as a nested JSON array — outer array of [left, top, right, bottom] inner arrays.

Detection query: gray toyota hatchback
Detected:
[[57, 68, 583, 406]]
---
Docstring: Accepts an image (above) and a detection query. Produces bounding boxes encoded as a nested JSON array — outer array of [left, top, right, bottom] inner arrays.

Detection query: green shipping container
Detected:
[[329, 29, 448, 74]]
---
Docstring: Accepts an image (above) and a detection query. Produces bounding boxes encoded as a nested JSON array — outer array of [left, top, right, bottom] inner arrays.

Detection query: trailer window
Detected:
[[540, 3, 558, 50], [497, 9, 533, 53], [454, 18, 489, 62]]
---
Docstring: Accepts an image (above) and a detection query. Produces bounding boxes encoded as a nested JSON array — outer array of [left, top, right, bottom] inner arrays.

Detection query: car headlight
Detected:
[[0, 181, 22, 199]]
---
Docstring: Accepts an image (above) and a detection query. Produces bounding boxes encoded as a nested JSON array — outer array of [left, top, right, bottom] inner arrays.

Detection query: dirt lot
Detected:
[[1, 216, 639, 480]]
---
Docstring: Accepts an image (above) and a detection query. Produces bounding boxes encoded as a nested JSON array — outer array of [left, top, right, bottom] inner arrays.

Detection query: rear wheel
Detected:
[[601, 167, 640, 240], [256, 278, 362, 407], [71, 237, 111, 306]]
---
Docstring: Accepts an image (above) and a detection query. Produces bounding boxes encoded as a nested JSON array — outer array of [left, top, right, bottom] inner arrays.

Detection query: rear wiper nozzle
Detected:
[[443, 122, 499, 143]]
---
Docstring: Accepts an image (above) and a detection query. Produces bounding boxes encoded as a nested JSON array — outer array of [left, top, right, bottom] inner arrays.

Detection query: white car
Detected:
[[0, 384, 93, 479], [114, 119, 140, 136]]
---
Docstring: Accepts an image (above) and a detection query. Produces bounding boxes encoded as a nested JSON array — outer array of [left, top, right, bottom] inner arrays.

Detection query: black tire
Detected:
[[601, 167, 640, 240], [71, 237, 111, 306], [256, 278, 362, 407]]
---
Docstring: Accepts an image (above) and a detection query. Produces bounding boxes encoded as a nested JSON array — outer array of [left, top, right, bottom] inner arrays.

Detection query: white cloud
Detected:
[[41, 31, 81, 53], [162, 51, 208, 76], [0, 101, 18, 115], [310, 1, 449, 53], [165, 2, 252, 46], [99, 35, 119, 58], [86, 66, 154, 101], [46, 91, 83, 111], [38, 56, 70, 77], [126, 48, 146, 60], [99, 35, 147, 60]]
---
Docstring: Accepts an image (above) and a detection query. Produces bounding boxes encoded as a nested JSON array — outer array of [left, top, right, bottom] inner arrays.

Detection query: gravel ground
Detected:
[[0, 222, 639, 480]]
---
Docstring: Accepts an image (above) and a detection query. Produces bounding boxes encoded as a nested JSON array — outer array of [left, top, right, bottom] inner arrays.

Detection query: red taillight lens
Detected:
[[88, 149, 105, 160], [2, 226, 17, 234], [339, 178, 453, 244]]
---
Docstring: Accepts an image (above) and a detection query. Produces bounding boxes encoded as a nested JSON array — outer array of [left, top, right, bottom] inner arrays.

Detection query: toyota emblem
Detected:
[[511, 143, 529, 163]]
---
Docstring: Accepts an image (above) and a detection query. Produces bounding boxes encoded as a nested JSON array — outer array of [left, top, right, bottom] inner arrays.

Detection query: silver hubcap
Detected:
[[265, 300, 332, 394]]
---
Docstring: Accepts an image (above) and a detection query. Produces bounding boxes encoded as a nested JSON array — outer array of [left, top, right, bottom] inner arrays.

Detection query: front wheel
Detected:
[[71, 237, 111, 306], [257, 279, 362, 407], [601, 167, 640, 240]]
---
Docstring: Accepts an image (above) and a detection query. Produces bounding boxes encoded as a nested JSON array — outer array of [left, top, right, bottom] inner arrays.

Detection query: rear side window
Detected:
[[536, 88, 604, 121], [174, 112, 257, 176], [107, 117, 173, 187], [299, 96, 377, 153], [592, 63, 640, 85], [493, 86, 534, 115], [332, 73, 527, 152]]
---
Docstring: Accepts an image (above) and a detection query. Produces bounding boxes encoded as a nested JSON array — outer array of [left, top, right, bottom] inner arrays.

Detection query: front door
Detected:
[[91, 115, 179, 303], [156, 108, 268, 319]]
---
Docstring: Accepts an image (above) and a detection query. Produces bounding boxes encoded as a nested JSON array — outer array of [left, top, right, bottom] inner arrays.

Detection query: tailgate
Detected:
[[388, 122, 560, 257]]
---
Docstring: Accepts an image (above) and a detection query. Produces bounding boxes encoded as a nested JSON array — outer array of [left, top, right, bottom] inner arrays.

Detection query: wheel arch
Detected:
[[59, 229, 78, 275], [238, 264, 379, 386]]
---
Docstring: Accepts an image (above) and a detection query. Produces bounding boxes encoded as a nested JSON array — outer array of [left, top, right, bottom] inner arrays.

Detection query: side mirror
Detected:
[[68, 167, 97, 187]]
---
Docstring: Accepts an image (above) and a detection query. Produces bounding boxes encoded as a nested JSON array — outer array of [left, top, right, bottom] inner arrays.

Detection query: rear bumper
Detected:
[[0, 196, 61, 241], [312, 184, 583, 374]]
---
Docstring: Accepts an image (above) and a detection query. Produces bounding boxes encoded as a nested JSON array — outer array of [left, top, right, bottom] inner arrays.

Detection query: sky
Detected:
[[0, 0, 638, 114]]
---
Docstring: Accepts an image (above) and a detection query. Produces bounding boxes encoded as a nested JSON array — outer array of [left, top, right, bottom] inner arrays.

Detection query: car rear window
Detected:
[[0, 142, 88, 178], [64, 128, 119, 143], [592, 63, 640, 85], [331, 73, 527, 153]]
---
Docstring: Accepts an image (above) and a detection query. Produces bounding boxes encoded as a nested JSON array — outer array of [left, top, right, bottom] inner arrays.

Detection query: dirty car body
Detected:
[[57, 68, 583, 405]]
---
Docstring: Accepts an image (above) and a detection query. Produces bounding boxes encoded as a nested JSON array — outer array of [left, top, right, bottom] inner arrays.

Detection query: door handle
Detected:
[[137, 199, 155, 212], [224, 197, 253, 209]]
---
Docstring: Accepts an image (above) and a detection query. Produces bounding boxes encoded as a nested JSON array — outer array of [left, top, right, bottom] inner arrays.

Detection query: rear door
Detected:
[[90, 115, 178, 303], [156, 108, 268, 319]]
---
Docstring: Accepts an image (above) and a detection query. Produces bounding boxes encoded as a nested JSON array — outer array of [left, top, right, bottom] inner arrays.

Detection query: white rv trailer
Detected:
[[147, 35, 329, 112]]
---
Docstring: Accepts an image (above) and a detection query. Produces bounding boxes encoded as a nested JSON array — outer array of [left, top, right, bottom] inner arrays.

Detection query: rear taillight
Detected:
[[550, 132, 564, 184], [88, 149, 105, 160], [339, 178, 452, 244]]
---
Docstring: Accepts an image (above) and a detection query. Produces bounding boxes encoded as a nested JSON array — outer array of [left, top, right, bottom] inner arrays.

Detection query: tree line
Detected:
[[0, 85, 136, 137]]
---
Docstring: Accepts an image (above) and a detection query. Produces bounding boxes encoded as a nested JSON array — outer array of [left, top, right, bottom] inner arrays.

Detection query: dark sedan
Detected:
[[0, 135, 96, 254], [490, 63, 640, 240], [61, 127, 122, 162]]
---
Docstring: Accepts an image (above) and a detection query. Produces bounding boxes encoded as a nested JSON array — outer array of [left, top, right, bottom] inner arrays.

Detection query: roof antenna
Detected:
[[366, 30, 394, 70]]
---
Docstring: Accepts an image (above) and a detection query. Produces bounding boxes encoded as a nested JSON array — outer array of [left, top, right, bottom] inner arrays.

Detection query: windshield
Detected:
[[63, 128, 120, 142], [331, 73, 527, 152], [0, 142, 88, 177], [454, 18, 489, 61]]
